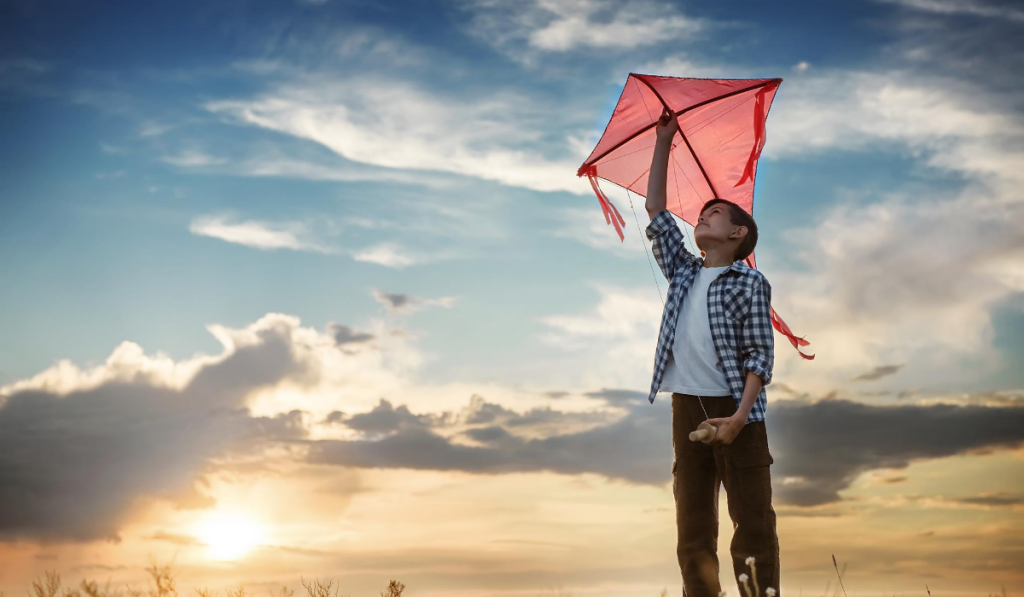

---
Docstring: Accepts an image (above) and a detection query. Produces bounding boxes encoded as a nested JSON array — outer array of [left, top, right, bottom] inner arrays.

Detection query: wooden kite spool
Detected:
[[689, 421, 718, 444]]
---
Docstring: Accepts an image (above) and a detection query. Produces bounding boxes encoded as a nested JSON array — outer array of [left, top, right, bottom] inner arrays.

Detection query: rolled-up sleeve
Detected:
[[741, 274, 775, 386], [645, 209, 696, 281]]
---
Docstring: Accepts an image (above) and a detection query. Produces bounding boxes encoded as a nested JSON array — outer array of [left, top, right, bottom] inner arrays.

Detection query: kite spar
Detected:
[[576, 73, 814, 360]]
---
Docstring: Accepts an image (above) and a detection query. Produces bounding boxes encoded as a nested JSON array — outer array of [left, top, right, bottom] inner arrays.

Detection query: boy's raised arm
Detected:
[[644, 108, 698, 281]]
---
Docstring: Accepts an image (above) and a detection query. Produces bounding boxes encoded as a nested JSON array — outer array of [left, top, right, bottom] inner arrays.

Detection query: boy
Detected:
[[645, 108, 780, 597]]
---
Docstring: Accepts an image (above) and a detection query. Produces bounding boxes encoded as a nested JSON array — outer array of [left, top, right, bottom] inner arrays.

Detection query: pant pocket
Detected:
[[728, 447, 773, 510]]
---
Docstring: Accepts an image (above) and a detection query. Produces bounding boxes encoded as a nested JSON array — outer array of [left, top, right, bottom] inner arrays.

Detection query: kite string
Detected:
[[624, 187, 665, 308]]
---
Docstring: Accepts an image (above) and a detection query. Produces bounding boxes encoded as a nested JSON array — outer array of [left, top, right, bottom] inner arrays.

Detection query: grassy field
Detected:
[[3, 555, 1012, 597]]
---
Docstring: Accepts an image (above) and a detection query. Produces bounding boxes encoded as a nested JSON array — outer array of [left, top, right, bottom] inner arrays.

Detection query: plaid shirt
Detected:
[[645, 209, 774, 424]]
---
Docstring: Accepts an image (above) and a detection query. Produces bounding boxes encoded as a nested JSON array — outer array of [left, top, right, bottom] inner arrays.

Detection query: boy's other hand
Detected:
[[704, 414, 744, 445], [655, 107, 679, 144]]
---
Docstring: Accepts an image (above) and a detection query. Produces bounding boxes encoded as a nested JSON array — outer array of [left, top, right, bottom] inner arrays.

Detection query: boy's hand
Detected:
[[704, 414, 745, 445], [655, 107, 679, 144]]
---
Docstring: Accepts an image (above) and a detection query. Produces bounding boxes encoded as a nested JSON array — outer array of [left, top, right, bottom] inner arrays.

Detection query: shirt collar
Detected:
[[698, 258, 749, 275]]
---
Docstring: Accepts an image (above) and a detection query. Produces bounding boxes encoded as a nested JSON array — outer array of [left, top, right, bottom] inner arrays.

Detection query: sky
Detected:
[[1, 0, 1023, 596]]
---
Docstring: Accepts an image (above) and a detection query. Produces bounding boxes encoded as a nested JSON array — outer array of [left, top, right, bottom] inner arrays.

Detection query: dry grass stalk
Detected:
[[831, 554, 849, 597], [379, 581, 404, 597], [30, 571, 63, 597], [300, 576, 351, 597]]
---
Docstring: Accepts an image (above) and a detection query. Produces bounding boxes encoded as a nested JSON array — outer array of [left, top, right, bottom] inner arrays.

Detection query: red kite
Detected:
[[577, 73, 813, 360]]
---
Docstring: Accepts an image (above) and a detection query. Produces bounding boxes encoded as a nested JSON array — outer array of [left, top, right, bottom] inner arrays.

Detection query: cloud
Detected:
[[145, 530, 204, 546], [536, 282, 666, 393], [371, 289, 458, 314], [454, 0, 703, 66], [330, 398, 437, 435], [0, 315, 314, 542], [767, 69, 1024, 183], [306, 389, 1024, 507], [189, 213, 337, 254], [327, 323, 375, 347], [139, 120, 173, 138], [767, 187, 1024, 394], [950, 492, 1024, 506], [352, 243, 421, 268], [2, 308, 1022, 546], [232, 153, 459, 189], [0, 310, 442, 543], [749, 51, 1024, 395], [160, 149, 227, 168], [875, 0, 1024, 22], [546, 204, 654, 256], [0, 57, 53, 75], [204, 76, 589, 196], [768, 397, 1024, 505], [229, 23, 437, 74], [850, 364, 905, 382]]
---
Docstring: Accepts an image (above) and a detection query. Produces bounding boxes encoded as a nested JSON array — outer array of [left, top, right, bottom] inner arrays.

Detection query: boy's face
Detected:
[[695, 203, 744, 252]]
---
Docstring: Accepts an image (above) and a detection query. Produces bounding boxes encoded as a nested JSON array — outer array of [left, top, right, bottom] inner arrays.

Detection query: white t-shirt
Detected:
[[658, 264, 732, 395]]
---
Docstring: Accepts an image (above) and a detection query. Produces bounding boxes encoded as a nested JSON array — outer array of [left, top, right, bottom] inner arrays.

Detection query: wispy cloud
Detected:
[[189, 214, 337, 254], [234, 153, 459, 190], [767, 69, 1024, 182], [353, 243, 421, 268], [0, 57, 53, 75], [139, 120, 174, 137], [875, 0, 1024, 21], [546, 204, 662, 256], [370, 289, 458, 314], [455, 0, 704, 66], [204, 76, 589, 196], [851, 364, 905, 382], [537, 283, 664, 391], [161, 149, 228, 168]]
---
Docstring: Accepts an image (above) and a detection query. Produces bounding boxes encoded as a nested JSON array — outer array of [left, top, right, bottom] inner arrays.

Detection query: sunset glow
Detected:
[[193, 511, 266, 561]]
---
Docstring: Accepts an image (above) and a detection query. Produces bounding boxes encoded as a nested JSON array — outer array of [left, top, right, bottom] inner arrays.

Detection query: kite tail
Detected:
[[746, 254, 815, 360], [584, 167, 626, 242], [770, 306, 815, 360], [734, 82, 778, 188]]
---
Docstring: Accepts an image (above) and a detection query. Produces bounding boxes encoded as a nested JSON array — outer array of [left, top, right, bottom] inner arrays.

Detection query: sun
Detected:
[[192, 511, 266, 561]]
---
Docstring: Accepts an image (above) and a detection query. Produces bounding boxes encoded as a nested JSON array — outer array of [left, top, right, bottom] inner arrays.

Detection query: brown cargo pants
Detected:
[[671, 392, 780, 597]]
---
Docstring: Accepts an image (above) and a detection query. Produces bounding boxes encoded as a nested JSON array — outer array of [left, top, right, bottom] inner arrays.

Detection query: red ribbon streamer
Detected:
[[583, 166, 626, 242], [771, 306, 815, 360], [744, 256, 815, 360], [734, 82, 776, 188]]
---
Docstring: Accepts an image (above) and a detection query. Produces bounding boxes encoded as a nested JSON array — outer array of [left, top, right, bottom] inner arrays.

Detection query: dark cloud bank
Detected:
[[312, 390, 1024, 508], [2, 320, 1022, 543], [0, 326, 309, 544]]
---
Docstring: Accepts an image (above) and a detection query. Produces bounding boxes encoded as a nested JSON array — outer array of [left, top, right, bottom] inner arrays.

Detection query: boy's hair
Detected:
[[700, 198, 758, 262]]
